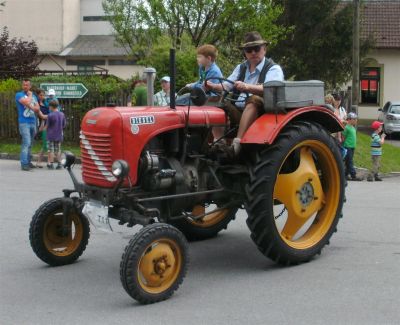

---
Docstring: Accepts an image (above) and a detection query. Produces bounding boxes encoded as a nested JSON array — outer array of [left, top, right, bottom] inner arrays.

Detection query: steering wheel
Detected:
[[205, 77, 249, 103]]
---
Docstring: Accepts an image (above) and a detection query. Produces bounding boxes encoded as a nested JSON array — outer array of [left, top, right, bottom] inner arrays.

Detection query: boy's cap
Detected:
[[371, 121, 383, 130], [239, 31, 269, 49], [48, 89, 56, 96], [160, 76, 170, 83], [347, 112, 358, 120]]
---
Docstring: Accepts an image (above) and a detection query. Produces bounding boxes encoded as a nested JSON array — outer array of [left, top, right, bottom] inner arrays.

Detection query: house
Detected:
[[0, 0, 143, 79], [359, 0, 400, 119]]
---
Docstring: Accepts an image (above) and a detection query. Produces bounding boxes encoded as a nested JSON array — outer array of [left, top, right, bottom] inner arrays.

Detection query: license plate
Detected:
[[82, 200, 113, 232]]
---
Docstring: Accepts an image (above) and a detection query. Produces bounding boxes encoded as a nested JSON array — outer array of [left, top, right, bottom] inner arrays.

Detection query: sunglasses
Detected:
[[244, 45, 262, 54]]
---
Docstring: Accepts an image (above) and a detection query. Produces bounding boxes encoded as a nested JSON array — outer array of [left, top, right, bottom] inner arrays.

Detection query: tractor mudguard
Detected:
[[241, 105, 343, 145]]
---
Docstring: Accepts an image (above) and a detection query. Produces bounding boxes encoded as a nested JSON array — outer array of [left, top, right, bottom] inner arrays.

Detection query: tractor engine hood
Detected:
[[80, 105, 226, 188]]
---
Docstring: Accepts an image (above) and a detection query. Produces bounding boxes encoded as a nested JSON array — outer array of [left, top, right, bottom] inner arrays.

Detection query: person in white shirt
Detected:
[[206, 31, 284, 155], [154, 76, 172, 106]]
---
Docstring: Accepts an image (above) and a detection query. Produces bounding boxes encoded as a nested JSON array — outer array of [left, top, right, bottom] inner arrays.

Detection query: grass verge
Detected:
[[0, 139, 81, 157], [1, 131, 400, 173]]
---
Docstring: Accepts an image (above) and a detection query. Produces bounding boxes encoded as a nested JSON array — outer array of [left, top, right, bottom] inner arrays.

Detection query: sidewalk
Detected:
[[0, 152, 82, 164]]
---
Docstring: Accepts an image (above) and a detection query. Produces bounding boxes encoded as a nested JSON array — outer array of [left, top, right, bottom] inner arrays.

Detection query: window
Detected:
[[108, 59, 136, 66], [360, 67, 380, 105], [66, 60, 106, 66], [83, 16, 109, 21], [77, 65, 94, 75]]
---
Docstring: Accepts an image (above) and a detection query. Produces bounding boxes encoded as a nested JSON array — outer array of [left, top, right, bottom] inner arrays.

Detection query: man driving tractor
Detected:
[[207, 31, 284, 155]]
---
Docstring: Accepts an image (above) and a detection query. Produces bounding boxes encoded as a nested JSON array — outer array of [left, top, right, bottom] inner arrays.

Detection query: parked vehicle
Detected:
[[29, 51, 345, 304], [378, 101, 400, 134]]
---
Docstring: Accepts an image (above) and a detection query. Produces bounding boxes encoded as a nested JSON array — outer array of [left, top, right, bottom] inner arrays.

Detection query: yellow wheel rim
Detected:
[[273, 140, 340, 249], [137, 238, 182, 294], [189, 205, 229, 228], [43, 212, 83, 256]]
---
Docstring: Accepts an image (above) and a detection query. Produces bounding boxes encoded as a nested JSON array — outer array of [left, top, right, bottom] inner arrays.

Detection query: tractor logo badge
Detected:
[[130, 115, 155, 134]]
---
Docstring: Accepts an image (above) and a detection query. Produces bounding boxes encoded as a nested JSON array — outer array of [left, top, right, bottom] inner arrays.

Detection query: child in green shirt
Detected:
[[343, 112, 362, 181]]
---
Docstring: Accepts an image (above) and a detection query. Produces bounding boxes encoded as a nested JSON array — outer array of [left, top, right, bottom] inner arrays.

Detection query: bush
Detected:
[[0, 78, 20, 93]]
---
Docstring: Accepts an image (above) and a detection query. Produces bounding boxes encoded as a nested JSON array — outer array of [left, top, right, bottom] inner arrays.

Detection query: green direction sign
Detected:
[[40, 83, 88, 99]]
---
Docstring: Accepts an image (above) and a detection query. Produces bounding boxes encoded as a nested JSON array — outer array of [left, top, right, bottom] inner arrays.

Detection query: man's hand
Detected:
[[234, 81, 248, 92]]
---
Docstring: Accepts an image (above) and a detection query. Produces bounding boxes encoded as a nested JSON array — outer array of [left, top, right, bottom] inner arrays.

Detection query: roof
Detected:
[[59, 35, 129, 57], [360, 1, 400, 49]]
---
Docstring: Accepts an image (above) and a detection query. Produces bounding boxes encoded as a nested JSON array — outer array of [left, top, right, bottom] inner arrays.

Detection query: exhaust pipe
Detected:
[[143, 67, 156, 106], [169, 48, 176, 109]]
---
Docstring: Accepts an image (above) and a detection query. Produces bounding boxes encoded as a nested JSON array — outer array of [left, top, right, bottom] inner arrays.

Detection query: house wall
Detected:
[[80, 0, 113, 35], [63, 0, 81, 47], [358, 49, 400, 119]]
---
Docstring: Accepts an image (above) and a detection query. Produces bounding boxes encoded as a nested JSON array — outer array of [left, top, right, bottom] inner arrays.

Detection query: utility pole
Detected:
[[352, 0, 360, 114]]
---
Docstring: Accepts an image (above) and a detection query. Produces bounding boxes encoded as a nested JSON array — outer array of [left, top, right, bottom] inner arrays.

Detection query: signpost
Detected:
[[40, 83, 88, 99]]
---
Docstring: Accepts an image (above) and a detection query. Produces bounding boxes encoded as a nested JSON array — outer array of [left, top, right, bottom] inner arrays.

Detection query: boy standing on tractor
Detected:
[[367, 121, 386, 181], [206, 31, 284, 155]]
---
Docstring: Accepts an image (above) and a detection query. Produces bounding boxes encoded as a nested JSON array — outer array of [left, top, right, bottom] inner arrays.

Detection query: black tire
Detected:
[[246, 122, 345, 265], [29, 198, 90, 266], [120, 223, 189, 304], [170, 205, 237, 241]]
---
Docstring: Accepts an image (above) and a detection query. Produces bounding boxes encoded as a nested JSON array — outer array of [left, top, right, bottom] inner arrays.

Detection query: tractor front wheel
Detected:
[[29, 198, 90, 266], [246, 122, 345, 265], [120, 223, 188, 304]]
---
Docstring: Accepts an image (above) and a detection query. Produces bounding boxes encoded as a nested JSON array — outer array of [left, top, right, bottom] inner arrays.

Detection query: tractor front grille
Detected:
[[80, 131, 116, 183]]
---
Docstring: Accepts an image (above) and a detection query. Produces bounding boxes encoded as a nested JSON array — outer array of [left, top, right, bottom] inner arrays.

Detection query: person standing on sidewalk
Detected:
[[15, 79, 40, 171], [342, 112, 362, 181], [45, 100, 66, 169], [35, 89, 49, 168], [367, 121, 386, 182]]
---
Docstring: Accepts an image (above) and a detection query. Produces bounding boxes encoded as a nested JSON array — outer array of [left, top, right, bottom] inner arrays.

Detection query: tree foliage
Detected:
[[0, 27, 40, 80], [103, 0, 289, 62], [269, 0, 368, 89]]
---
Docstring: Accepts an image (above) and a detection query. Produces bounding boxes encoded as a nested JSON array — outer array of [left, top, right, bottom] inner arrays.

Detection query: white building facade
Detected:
[[0, 0, 143, 79]]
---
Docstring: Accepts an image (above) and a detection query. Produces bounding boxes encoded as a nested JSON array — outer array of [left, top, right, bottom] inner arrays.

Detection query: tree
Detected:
[[103, 0, 289, 65], [0, 27, 40, 79], [269, 0, 369, 89]]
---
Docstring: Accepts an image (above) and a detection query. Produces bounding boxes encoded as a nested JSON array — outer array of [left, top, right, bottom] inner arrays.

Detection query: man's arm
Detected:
[[17, 91, 32, 106], [206, 64, 241, 92]]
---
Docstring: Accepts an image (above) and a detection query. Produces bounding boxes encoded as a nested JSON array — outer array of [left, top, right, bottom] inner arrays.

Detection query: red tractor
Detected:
[[29, 52, 345, 304]]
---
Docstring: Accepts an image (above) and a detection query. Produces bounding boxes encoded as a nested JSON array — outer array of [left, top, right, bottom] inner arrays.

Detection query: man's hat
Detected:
[[371, 121, 383, 130], [239, 31, 269, 49], [160, 76, 170, 83], [48, 89, 56, 96]]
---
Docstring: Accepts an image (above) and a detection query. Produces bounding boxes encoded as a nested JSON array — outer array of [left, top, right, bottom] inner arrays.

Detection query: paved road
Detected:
[[0, 159, 399, 325]]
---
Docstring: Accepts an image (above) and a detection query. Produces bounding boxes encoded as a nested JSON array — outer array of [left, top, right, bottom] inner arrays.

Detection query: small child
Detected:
[[186, 44, 223, 99], [343, 112, 362, 181], [367, 121, 386, 181], [177, 44, 223, 106], [46, 100, 66, 169]]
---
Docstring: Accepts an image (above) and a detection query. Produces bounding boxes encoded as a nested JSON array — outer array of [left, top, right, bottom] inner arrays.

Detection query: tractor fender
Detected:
[[241, 106, 343, 145]]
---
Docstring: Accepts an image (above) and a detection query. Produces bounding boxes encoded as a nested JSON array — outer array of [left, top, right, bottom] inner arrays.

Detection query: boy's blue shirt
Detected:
[[192, 62, 223, 96]]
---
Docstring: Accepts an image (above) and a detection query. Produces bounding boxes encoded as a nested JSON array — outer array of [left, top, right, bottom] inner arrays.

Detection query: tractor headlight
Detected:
[[61, 151, 76, 168], [111, 160, 129, 178]]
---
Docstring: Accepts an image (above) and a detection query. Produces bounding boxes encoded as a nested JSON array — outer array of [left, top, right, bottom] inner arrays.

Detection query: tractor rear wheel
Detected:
[[120, 223, 188, 304], [29, 198, 90, 266], [246, 122, 345, 265], [170, 205, 237, 241]]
